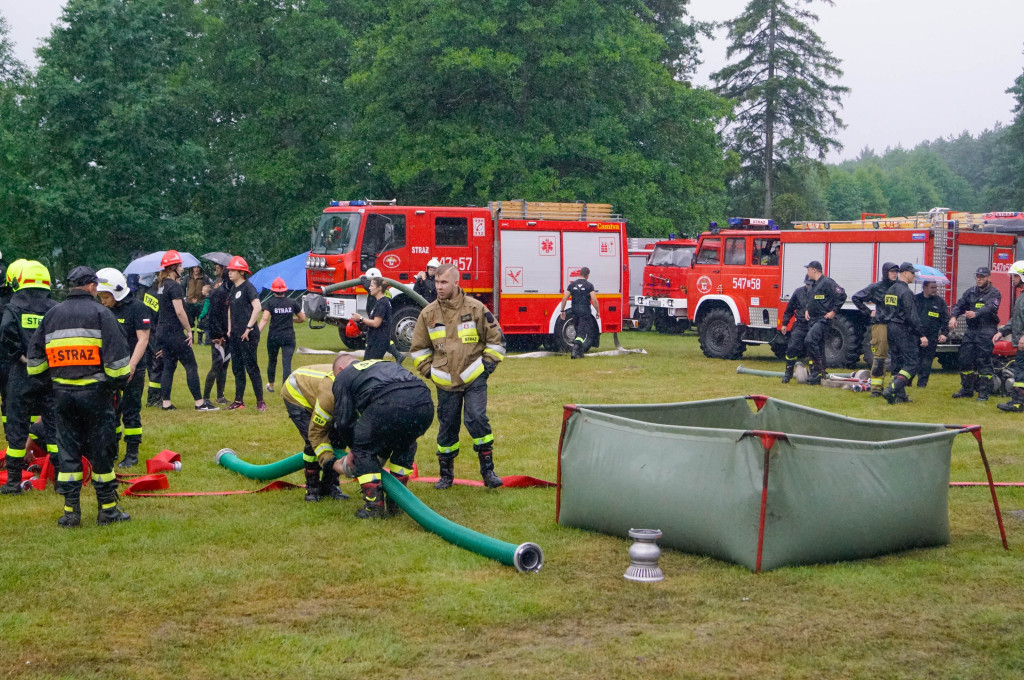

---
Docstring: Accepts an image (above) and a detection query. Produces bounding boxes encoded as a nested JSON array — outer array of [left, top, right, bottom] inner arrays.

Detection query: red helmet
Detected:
[[160, 250, 182, 268], [227, 255, 250, 273], [270, 277, 287, 292], [345, 318, 362, 338]]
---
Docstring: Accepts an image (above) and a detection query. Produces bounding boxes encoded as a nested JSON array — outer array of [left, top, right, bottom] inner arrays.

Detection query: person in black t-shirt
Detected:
[[352, 277, 392, 360], [558, 266, 601, 359], [154, 251, 216, 411], [204, 267, 232, 404], [258, 277, 306, 393], [226, 256, 266, 411]]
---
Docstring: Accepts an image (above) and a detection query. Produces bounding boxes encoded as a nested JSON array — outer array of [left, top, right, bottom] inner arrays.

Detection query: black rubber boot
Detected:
[[319, 463, 350, 501], [354, 482, 386, 519], [782, 361, 795, 384], [806, 358, 823, 385], [57, 504, 81, 528], [952, 372, 975, 398], [882, 375, 912, 404], [997, 387, 1024, 412], [385, 475, 409, 517], [434, 454, 455, 490], [304, 467, 321, 502], [1, 458, 25, 495], [478, 451, 503, 489], [976, 377, 992, 402], [97, 505, 131, 525], [117, 443, 139, 469]]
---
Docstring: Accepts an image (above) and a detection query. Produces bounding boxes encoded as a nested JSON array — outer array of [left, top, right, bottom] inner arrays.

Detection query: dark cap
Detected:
[[67, 265, 98, 287], [804, 260, 823, 271], [975, 266, 991, 277], [899, 262, 918, 273]]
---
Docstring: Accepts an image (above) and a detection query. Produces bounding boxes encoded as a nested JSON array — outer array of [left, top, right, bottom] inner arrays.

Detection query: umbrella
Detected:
[[201, 252, 233, 266], [123, 251, 201, 276], [913, 264, 949, 284]]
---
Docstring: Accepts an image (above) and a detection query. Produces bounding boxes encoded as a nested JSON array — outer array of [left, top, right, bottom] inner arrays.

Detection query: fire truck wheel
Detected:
[[655, 314, 686, 335], [636, 310, 654, 332], [338, 325, 366, 350], [823, 316, 861, 369], [697, 308, 745, 360], [550, 317, 577, 353], [769, 334, 788, 359], [391, 305, 421, 353]]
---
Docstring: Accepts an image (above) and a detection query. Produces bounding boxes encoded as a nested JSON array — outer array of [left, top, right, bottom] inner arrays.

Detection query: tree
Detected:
[[711, 0, 849, 217], [1007, 63, 1024, 208], [0, 11, 35, 261]]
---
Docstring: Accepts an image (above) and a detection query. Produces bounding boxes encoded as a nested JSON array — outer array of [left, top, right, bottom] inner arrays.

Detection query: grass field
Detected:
[[1, 327, 1023, 679]]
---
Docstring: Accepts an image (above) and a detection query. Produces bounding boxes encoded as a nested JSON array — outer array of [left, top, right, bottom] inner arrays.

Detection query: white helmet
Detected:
[[427, 258, 440, 268], [96, 267, 130, 301], [1009, 260, 1024, 279], [365, 267, 382, 278]]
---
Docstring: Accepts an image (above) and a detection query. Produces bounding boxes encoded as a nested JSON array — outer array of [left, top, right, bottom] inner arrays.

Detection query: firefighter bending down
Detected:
[[802, 261, 847, 385], [282, 362, 348, 502], [881, 263, 929, 405], [326, 354, 434, 519], [26, 267, 132, 527], [780, 275, 812, 383]]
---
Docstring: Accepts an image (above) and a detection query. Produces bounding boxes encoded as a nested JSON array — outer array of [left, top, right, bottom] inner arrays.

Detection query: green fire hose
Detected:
[[321, 277, 428, 309], [214, 449, 544, 573]]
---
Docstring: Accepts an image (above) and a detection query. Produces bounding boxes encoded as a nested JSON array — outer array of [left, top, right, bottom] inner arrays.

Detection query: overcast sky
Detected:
[[3, 0, 1023, 163]]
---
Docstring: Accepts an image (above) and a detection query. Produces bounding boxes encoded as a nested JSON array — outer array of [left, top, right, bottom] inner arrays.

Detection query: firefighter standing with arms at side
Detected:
[[226, 256, 266, 411], [802, 261, 847, 385], [993, 261, 1024, 412], [26, 267, 132, 526], [852, 262, 899, 396], [559, 266, 601, 359], [409, 263, 506, 489], [0, 260, 59, 495], [948, 266, 1001, 401], [881, 263, 929, 405], [258, 277, 305, 394], [914, 279, 949, 387], [779, 276, 812, 383]]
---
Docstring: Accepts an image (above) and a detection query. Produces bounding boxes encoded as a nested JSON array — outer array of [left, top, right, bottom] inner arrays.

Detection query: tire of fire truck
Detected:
[[655, 314, 688, 335], [338, 325, 366, 350], [697, 308, 746, 360], [936, 351, 959, 371], [506, 335, 543, 352], [823, 316, 861, 369], [549, 317, 577, 353], [391, 305, 422, 354], [769, 334, 788, 359], [636, 309, 654, 332]]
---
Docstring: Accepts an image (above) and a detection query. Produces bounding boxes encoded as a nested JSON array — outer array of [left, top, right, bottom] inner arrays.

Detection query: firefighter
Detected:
[[0, 258, 17, 435], [948, 266, 1001, 401], [140, 275, 162, 407], [0, 260, 59, 495], [413, 258, 440, 304], [409, 263, 505, 489], [325, 354, 434, 519], [258, 277, 305, 393], [559, 266, 601, 359], [226, 256, 266, 411], [881, 263, 929, 405], [852, 262, 899, 396], [914, 280, 949, 387], [25, 266, 132, 526], [352, 277, 391, 361], [203, 265, 231, 404], [280, 362, 348, 502], [780, 276, 813, 383], [803, 261, 847, 385], [362, 267, 404, 363], [993, 260, 1024, 412], [95, 268, 153, 467]]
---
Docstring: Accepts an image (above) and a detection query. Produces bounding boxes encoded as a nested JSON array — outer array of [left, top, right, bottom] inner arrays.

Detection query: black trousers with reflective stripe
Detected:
[[147, 345, 162, 395], [3, 363, 57, 459], [958, 326, 996, 377], [0, 357, 8, 427], [54, 387, 119, 507], [917, 334, 940, 383], [572, 313, 600, 353], [436, 376, 491, 454], [351, 386, 433, 478], [116, 365, 145, 445], [784, 323, 809, 360], [887, 323, 920, 379], [285, 401, 315, 459]]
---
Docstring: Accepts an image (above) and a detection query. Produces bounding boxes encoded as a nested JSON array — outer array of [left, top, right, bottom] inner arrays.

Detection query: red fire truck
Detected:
[[630, 237, 698, 333], [682, 214, 1016, 367], [303, 199, 629, 352]]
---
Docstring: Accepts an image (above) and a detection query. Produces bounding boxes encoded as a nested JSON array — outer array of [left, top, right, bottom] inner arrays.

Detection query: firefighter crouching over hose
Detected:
[[1, 260, 59, 495], [323, 354, 434, 519], [993, 260, 1024, 412], [26, 267, 132, 527], [281, 361, 348, 502]]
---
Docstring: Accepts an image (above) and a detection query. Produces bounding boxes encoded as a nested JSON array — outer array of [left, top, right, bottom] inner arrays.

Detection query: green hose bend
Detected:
[[215, 449, 304, 481], [321, 277, 428, 309]]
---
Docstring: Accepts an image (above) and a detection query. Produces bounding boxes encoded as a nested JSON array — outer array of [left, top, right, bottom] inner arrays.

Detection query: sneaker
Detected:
[[161, 404, 177, 411], [196, 401, 219, 412], [227, 401, 245, 410], [256, 401, 268, 413], [265, 383, 274, 393], [216, 396, 228, 404]]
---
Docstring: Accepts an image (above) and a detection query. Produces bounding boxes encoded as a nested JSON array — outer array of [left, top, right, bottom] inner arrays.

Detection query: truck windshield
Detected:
[[312, 212, 361, 255], [649, 245, 695, 267]]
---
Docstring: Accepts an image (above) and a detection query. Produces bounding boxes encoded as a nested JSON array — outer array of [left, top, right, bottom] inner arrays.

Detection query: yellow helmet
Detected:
[[18, 260, 52, 290], [6, 258, 28, 291]]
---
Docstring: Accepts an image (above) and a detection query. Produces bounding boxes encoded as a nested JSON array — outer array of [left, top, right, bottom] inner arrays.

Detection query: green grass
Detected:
[[2, 328, 1023, 679]]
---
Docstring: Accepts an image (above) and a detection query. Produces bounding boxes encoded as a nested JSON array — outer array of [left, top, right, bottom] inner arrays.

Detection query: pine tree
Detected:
[[711, 0, 848, 217]]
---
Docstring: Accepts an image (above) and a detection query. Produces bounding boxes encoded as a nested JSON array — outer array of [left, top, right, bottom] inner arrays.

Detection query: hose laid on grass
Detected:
[[215, 449, 304, 481], [380, 472, 544, 573]]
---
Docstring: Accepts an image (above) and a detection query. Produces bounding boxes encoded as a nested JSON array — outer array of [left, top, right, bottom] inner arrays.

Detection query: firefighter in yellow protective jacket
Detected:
[[281, 362, 348, 502], [408, 264, 505, 489], [26, 267, 131, 527]]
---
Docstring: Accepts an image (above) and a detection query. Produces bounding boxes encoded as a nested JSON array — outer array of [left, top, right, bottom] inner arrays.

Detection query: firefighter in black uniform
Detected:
[[96, 268, 153, 467], [881, 263, 929, 404], [0, 261, 59, 495], [0, 258, 16, 436], [203, 265, 232, 404], [914, 280, 949, 387], [26, 267, 132, 527], [324, 354, 433, 519], [413, 258, 439, 304], [948, 266, 1002, 401], [852, 262, 899, 396], [559, 267, 601, 358], [140, 276, 162, 407], [780, 276, 812, 383], [803, 261, 847, 385], [994, 261, 1024, 412]]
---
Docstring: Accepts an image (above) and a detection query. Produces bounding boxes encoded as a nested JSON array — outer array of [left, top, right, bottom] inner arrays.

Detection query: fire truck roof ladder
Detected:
[[490, 200, 621, 222]]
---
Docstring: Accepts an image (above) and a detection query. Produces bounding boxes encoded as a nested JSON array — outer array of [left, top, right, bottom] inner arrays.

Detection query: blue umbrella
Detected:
[[913, 264, 949, 284], [123, 251, 201, 276]]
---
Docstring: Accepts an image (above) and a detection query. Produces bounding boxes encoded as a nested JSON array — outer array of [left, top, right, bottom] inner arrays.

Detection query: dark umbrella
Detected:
[[201, 252, 233, 266]]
